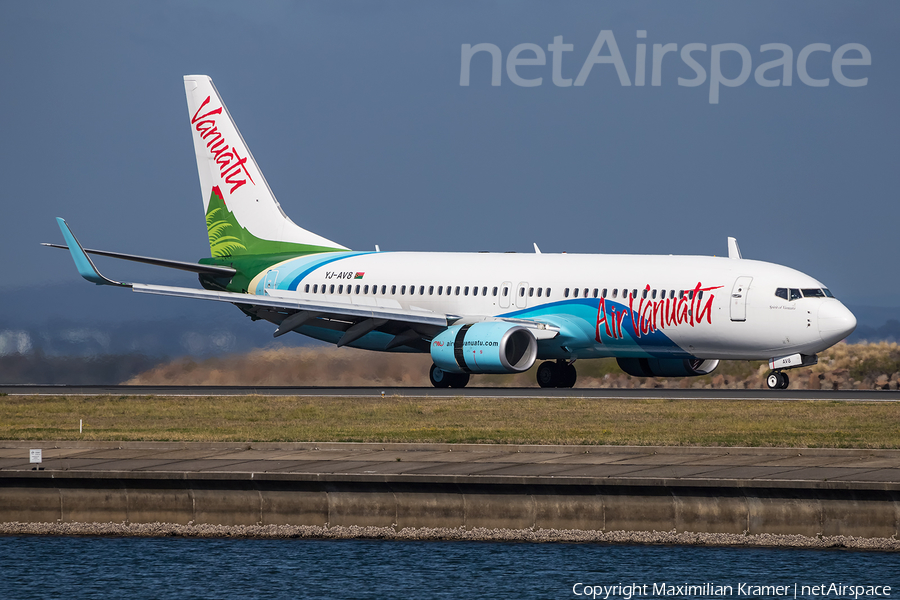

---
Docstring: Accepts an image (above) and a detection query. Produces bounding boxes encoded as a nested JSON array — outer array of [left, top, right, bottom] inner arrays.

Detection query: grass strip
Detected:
[[2, 395, 899, 448]]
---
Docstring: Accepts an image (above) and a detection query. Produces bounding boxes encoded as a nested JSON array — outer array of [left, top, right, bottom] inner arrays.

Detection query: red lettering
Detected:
[[616, 309, 627, 338], [191, 96, 223, 124], [592, 282, 721, 343], [629, 292, 640, 338], [190, 96, 255, 196]]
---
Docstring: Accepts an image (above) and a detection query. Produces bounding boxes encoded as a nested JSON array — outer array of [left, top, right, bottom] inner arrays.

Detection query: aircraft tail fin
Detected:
[[183, 75, 347, 257]]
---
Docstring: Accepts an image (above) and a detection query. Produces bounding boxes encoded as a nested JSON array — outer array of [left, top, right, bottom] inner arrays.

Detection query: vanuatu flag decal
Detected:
[[354, 272, 365, 279]]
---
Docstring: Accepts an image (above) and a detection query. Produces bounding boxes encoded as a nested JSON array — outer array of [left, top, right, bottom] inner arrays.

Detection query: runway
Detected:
[[2, 384, 899, 401]]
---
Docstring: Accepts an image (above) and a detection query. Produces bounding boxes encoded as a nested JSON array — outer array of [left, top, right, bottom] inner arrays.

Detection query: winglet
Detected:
[[55, 218, 130, 287], [727, 237, 742, 260]]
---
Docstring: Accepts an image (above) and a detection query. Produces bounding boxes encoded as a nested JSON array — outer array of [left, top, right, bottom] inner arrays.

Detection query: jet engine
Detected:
[[431, 322, 538, 374], [616, 357, 719, 378]]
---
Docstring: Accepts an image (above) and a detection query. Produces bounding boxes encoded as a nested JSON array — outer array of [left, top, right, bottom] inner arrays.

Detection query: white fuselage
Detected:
[[247, 251, 856, 361]]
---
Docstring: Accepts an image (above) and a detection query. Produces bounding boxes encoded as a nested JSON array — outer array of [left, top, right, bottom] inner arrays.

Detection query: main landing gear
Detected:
[[536, 360, 577, 388], [429, 364, 470, 388], [766, 371, 790, 390]]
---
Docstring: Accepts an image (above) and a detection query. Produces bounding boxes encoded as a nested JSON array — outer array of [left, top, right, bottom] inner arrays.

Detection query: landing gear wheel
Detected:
[[560, 363, 577, 388], [537, 362, 559, 388], [766, 371, 790, 390], [430, 364, 451, 388], [449, 372, 470, 388]]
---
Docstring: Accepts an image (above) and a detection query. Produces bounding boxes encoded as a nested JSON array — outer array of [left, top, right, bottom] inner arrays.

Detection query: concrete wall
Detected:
[[2, 474, 898, 538]]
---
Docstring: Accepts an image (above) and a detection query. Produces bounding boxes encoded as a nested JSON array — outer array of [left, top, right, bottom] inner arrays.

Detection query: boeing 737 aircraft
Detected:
[[47, 75, 857, 389]]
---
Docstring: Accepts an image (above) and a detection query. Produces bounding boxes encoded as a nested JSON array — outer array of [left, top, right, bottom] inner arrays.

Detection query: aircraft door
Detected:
[[515, 282, 529, 309], [264, 269, 279, 294], [499, 281, 512, 309], [730, 276, 752, 322]]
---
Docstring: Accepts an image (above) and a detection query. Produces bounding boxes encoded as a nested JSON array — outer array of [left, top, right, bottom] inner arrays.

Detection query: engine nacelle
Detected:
[[431, 322, 538, 374], [616, 357, 720, 378]]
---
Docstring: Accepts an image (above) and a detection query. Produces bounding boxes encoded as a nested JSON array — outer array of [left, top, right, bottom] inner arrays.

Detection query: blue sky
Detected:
[[3, 1, 898, 308]]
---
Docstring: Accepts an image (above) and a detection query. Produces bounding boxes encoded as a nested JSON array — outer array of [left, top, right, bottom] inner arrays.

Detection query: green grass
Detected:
[[2, 395, 899, 448]]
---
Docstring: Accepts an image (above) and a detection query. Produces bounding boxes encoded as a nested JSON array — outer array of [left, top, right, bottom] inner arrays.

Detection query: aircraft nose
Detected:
[[818, 301, 857, 345]]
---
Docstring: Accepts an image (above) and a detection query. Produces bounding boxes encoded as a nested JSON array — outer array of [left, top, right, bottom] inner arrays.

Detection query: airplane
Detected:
[[46, 75, 857, 390]]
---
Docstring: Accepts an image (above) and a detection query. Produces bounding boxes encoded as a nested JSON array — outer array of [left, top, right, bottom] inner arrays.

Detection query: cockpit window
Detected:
[[778, 286, 835, 301]]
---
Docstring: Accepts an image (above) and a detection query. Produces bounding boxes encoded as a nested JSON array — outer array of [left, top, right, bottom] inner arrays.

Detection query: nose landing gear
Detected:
[[766, 371, 790, 390]]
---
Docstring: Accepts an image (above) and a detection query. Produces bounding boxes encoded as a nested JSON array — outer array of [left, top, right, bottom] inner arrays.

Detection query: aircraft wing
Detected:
[[52, 218, 557, 349]]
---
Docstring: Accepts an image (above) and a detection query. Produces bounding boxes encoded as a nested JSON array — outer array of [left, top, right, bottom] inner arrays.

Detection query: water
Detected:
[[0, 537, 896, 599]]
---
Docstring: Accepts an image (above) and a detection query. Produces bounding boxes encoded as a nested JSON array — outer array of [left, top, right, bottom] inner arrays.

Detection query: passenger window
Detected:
[[329, 285, 335, 294], [473, 287, 478, 297], [391, 285, 396, 294], [355, 285, 360, 294], [502, 287, 508, 296], [612, 289, 617, 299], [429, 286, 434, 295], [464, 286, 469, 296], [482, 286, 487, 296], [632, 289, 637, 299], [401, 285, 406, 295], [564, 288, 570, 298], [641, 289, 648, 299], [518, 287, 525, 297], [364, 285, 369, 294], [312, 284, 318, 293], [537, 288, 542, 298], [790, 288, 802, 301], [546, 288, 551, 297], [438, 286, 443, 295], [529, 287, 534, 297], [592, 289, 598, 298], [455, 286, 460, 295], [304, 284, 309, 293], [492, 287, 498, 296], [338, 285, 343, 294], [651, 289, 656, 299]]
